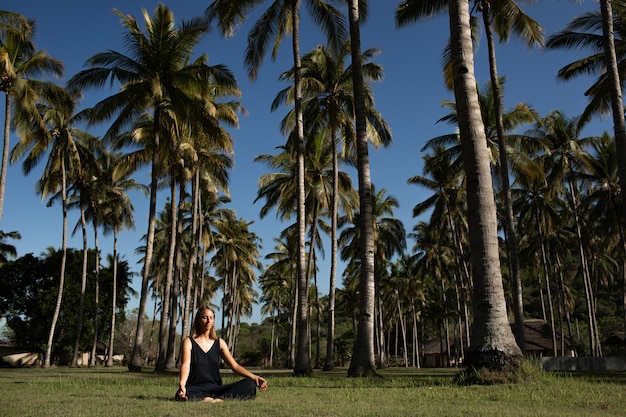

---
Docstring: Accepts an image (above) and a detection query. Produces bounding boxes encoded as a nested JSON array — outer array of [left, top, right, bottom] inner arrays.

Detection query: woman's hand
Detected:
[[255, 376, 267, 391], [177, 387, 188, 400]]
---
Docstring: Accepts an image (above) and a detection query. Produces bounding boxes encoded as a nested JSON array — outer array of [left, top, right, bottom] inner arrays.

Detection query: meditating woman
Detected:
[[176, 306, 267, 402]]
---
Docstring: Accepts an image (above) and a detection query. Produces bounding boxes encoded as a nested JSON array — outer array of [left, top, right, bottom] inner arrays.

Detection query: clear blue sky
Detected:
[[2, 0, 604, 323]]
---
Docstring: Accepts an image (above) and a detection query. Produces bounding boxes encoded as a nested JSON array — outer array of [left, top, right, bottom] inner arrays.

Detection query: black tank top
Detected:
[[187, 337, 223, 386]]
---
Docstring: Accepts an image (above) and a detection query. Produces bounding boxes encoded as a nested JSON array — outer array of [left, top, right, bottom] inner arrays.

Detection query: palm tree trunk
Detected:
[[155, 180, 177, 372], [166, 259, 181, 368], [290, 0, 312, 377], [396, 293, 408, 367], [167, 184, 186, 369], [569, 178, 600, 356], [449, 0, 522, 371], [71, 208, 89, 367], [413, 308, 420, 368], [447, 207, 471, 348], [44, 163, 69, 368], [89, 225, 101, 367], [599, 0, 626, 338], [375, 273, 386, 368], [269, 311, 276, 367], [480, 0, 525, 353], [347, 0, 377, 378], [106, 232, 119, 367], [324, 130, 339, 371], [178, 167, 201, 367], [128, 117, 161, 372]]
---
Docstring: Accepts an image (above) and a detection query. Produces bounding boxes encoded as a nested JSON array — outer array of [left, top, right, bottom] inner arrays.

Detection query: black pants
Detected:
[[180, 378, 257, 401]]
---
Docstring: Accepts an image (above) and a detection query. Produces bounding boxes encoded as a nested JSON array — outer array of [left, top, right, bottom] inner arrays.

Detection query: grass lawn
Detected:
[[1, 365, 625, 417]]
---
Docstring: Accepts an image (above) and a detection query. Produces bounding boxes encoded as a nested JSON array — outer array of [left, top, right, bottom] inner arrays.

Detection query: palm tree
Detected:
[[179, 77, 241, 361], [527, 110, 602, 356], [584, 132, 626, 337], [339, 184, 406, 370], [65, 140, 103, 367], [67, 4, 234, 371], [206, 0, 347, 376], [475, 1, 543, 352], [409, 146, 471, 360], [212, 216, 262, 353], [273, 40, 390, 369], [99, 153, 145, 367], [10, 86, 91, 368], [548, 3, 626, 335], [0, 12, 63, 222], [446, 0, 522, 371], [259, 238, 294, 367], [344, 0, 383, 378], [397, 0, 543, 355]]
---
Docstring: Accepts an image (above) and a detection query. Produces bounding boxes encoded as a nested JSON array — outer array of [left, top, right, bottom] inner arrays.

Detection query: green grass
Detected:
[[1, 365, 625, 417]]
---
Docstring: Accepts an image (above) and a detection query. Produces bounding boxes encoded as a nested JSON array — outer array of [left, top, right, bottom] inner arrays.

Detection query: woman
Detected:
[[176, 306, 267, 402]]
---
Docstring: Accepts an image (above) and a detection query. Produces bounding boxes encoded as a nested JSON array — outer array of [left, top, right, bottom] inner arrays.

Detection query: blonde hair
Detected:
[[191, 306, 218, 339]]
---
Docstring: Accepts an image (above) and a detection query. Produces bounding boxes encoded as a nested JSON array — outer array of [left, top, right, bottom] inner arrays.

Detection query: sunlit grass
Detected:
[[1, 365, 625, 417]]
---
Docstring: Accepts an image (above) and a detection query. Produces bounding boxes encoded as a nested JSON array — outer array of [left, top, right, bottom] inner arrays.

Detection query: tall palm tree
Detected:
[[65, 140, 103, 367], [179, 77, 241, 359], [0, 13, 63, 222], [67, 4, 234, 371], [206, 0, 347, 376], [10, 87, 91, 367], [550, 1, 626, 336], [397, 0, 543, 355], [344, 0, 383, 378], [474, 1, 543, 352], [447, 0, 522, 371], [99, 153, 145, 367], [273, 40, 390, 369]]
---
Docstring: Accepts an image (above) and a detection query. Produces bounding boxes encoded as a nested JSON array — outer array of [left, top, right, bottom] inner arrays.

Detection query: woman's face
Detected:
[[198, 309, 214, 331]]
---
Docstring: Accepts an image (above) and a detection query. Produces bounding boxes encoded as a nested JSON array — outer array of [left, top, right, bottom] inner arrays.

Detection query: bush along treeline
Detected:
[[0, 249, 135, 365]]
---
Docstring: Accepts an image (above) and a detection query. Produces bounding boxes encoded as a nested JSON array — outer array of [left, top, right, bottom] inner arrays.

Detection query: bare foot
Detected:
[[202, 397, 224, 403]]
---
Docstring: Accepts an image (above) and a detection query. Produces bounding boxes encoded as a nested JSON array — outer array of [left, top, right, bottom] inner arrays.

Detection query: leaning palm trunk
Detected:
[[44, 164, 69, 368], [599, 0, 626, 336], [480, 1, 525, 353], [568, 178, 601, 356], [449, 0, 522, 372], [0, 93, 10, 221], [347, 0, 378, 377]]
